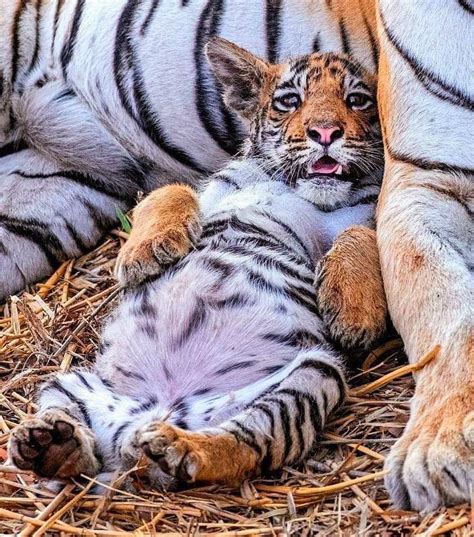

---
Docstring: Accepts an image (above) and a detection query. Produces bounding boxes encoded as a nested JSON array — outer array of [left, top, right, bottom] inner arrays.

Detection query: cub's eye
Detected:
[[346, 93, 373, 111], [272, 93, 301, 112]]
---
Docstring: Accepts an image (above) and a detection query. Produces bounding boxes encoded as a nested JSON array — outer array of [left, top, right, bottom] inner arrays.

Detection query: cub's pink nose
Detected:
[[307, 125, 344, 146]]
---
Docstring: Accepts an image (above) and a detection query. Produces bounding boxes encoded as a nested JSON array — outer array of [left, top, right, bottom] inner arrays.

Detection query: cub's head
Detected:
[[206, 38, 383, 208]]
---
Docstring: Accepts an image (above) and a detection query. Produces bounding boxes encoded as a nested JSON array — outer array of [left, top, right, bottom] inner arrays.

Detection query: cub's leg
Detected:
[[115, 184, 201, 286], [8, 371, 145, 480], [138, 347, 345, 485], [315, 225, 388, 351]]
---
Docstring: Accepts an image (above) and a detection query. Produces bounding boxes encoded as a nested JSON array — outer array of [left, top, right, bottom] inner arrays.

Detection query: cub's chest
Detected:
[[213, 182, 291, 215]]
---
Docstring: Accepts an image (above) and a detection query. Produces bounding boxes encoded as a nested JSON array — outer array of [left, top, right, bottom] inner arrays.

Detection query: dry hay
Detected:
[[0, 230, 472, 536]]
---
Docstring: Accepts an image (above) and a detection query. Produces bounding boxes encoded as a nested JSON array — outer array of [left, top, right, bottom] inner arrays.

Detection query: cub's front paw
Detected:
[[8, 409, 99, 479], [115, 211, 201, 287], [385, 390, 474, 512], [315, 226, 387, 351]]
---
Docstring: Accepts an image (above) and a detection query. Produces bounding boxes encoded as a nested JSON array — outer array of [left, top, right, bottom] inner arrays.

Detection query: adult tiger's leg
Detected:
[[137, 347, 345, 485], [376, 0, 473, 512], [0, 147, 129, 301], [115, 185, 202, 287], [315, 225, 388, 351]]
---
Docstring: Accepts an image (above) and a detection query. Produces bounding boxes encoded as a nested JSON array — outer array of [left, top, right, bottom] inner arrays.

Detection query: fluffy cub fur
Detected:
[[9, 40, 386, 488]]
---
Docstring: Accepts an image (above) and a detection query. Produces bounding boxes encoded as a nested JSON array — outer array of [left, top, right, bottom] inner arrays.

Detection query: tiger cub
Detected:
[[9, 39, 385, 488]]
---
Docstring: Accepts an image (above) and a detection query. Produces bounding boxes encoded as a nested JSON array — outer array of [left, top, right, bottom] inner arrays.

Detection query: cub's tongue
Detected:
[[310, 156, 342, 175]]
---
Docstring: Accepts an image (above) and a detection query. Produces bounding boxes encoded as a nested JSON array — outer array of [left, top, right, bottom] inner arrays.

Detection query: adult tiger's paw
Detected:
[[385, 389, 474, 512], [315, 226, 387, 351], [115, 185, 201, 287]]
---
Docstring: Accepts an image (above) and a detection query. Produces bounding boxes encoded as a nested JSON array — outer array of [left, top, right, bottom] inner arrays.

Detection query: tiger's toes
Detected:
[[138, 422, 203, 482], [115, 217, 201, 287], [385, 400, 474, 512], [138, 422, 258, 485], [8, 410, 99, 479], [315, 227, 387, 351]]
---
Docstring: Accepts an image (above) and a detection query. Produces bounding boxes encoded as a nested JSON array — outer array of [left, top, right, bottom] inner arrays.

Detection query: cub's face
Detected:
[[207, 39, 383, 208]]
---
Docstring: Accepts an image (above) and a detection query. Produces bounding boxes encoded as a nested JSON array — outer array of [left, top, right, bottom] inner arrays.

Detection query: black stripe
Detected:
[[298, 359, 345, 406], [339, 17, 351, 55], [64, 221, 89, 253], [130, 396, 159, 415], [215, 360, 257, 375], [114, 0, 207, 174], [262, 330, 320, 348], [458, 0, 474, 15], [60, 0, 85, 77], [194, 0, 241, 155], [0, 139, 28, 158], [312, 34, 320, 52], [276, 388, 307, 461], [81, 200, 113, 235], [141, 0, 160, 35], [112, 422, 132, 451], [14, 169, 134, 201], [11, 0, 29, 86], [273, 398, 292, 463], [174, 298, 207, 348], [75, 372, 94, 391], [210, 293, 249, 309], [200, 255, 235, 279], [213, 173, 239, 188], [252, 402, 275, 472], [379, 8, 474, 111], [265, 0, 282, 63], [387, 145, 474, 176], [47, 379, 92, 428], [229, 421, 263, 457], [115, 365, 146, 381], [25, 0, 43, 77], [361, 10, 378, 67], [265, 214, 314, 265], [51, 0, 65, 55], [0, 214, 64, 268]]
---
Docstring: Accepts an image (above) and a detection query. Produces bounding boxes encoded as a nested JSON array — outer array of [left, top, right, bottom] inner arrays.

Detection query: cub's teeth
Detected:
[[335, 164, 343, 175]]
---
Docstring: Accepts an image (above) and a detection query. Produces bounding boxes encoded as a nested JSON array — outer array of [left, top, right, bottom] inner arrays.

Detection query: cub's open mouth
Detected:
[[308, 156, 343, 176]]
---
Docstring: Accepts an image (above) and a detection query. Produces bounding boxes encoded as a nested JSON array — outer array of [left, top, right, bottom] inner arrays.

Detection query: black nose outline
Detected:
[[307, 125, 344, 146]]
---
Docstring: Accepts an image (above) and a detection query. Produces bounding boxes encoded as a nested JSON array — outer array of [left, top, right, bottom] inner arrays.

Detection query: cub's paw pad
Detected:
[[138, 422, 202, 482], [9, 415, 79, 478]]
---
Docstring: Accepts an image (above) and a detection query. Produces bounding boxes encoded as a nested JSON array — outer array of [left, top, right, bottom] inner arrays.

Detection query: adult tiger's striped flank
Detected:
[[8, 42, 386, 489], [0, 0, 378, 300]]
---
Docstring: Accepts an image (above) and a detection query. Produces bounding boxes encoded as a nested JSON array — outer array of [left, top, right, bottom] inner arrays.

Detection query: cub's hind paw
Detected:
[[8, 409, 99, 479], [138, 422, 203, 482], [138, 421, 258, 485]]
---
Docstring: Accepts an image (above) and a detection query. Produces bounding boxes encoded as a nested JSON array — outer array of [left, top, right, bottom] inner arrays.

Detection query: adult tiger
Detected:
[[0, 0, 377, 300], [0, 0, 472, 514]]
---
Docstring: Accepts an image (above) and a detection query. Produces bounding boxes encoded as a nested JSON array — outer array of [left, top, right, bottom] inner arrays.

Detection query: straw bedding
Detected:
[[0, 230, 471, 535]]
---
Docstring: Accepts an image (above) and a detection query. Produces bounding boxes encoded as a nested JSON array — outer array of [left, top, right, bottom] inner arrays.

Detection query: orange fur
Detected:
[[138, 422, 258, 486], [316, 226, 387, 351], [116, 185, 201, 286]]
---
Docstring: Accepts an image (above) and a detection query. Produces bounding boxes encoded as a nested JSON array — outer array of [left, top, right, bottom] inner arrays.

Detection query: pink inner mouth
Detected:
[[310, 156, 343, 175]]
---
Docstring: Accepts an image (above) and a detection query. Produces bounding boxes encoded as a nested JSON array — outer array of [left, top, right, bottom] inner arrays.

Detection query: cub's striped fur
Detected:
[[8, 45, 385, 487], [0, 0, 378, 300]]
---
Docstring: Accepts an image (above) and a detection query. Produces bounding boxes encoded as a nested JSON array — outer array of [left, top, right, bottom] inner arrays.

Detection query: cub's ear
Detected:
[[206, 37, 271, 120]]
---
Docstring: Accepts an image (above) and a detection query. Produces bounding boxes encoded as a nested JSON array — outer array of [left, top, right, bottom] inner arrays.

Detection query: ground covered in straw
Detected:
[[0, 231, 471, 536]]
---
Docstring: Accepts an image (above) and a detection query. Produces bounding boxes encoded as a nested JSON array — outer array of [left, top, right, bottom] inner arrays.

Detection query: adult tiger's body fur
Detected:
[[0, 0, 377, 300]]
